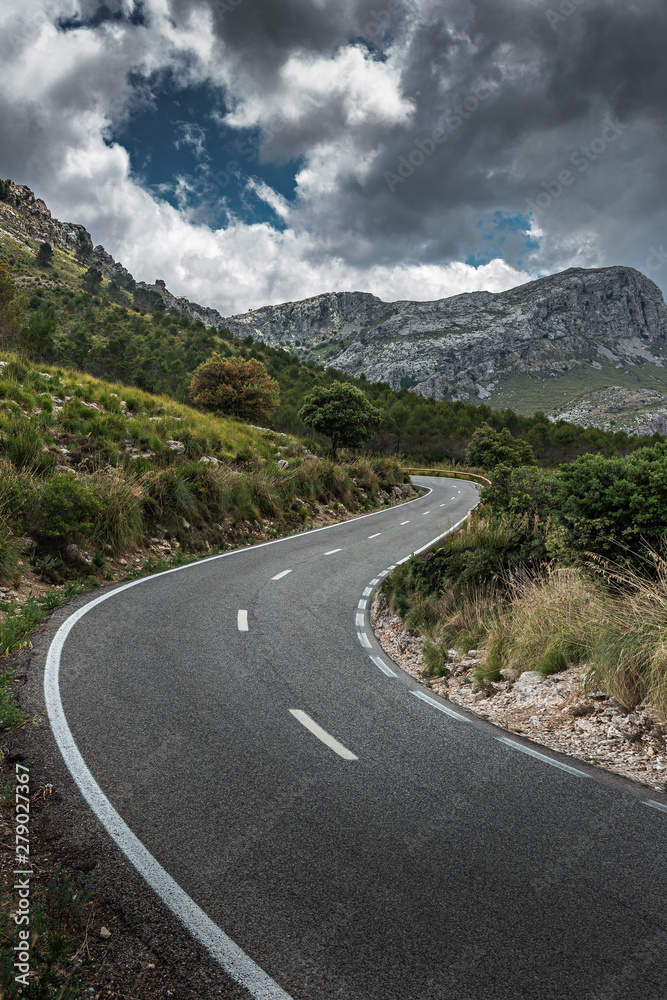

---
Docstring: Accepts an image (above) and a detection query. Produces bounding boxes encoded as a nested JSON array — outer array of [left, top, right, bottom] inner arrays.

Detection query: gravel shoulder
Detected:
[[371, 592, 667, 793]]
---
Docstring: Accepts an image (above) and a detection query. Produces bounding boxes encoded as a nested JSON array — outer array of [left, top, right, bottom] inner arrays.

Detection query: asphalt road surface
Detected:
[[48, 476, 667, 1000]]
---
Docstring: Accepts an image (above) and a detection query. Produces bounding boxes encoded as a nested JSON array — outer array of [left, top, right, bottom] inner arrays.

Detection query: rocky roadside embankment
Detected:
[[371, 592, 667, 792]]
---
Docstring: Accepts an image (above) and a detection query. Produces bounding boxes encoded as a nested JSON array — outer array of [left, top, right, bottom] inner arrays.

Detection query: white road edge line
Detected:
[[355, 612, 365, 627], [644, 799, 667, 815], [411, 689, 470, 722], [362, 587, 372, 596], [369, 578, 380, 585], [370, 655, 396, 678], [495, 736, 591, 778], [358, 599, 367, 610], [357, 632, 372, 648], [368, 532, 381, 539], [271, 569, 292, 581], [237, 610, 249, 631], [289, 710, 358, 761], [324, 548, 342, 555], [44, 591, 294, 1000]]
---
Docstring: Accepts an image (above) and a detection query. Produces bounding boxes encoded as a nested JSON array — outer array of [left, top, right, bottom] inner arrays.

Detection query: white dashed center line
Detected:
[[644, 799, 667, 815], [289, 710, 358, 761], [368, 532, 381, 539], [400, 520, 410, 525], [422, 511, 431, 515], [370, 654, 396, 678], [324, 548, 342, 555], [271, 569, 292, 580], [495, 736, 591, 777], [412, 689, 469, 722], [237, 610, 248, 631]]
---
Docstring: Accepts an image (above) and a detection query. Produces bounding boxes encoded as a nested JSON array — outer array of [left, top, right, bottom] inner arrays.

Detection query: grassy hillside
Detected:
[[0, 221, 661, 466], [0, 352, 408, 609]]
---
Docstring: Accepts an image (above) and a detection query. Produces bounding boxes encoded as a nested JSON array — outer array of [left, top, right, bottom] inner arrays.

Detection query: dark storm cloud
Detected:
[[188, 0, 665, 277], [2, 0, 665, 309]]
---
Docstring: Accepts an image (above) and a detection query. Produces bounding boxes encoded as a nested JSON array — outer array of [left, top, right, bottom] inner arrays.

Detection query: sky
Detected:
[[1, 0, 666, 316]]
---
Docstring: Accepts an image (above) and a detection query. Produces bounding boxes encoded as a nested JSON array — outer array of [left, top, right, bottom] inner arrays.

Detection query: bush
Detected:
[[93, 472, 145, 553], [0, 519, 18, 584], [37, 474, 102, 545], [481, 464, 558, 518], [0, 414, 53, 472], [388, 513, 550, 602], [466, 424, 536, 470], [554, 444, 667, 562]]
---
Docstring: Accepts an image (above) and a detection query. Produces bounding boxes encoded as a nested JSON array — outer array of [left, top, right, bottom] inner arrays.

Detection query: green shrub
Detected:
[[389, 513, 549, 602], [93, 472, 145, 553], [0, 519, 18, 584], [0, 414, 53, 472], [37, 474, 102, 544], [422, 640, 450, 678]]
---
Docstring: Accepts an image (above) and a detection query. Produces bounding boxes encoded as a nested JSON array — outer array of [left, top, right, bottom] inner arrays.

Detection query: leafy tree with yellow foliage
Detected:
[[189, 353, 280, 423]]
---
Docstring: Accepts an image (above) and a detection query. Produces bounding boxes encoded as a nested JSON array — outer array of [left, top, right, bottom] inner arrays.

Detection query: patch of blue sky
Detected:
[[56, 1, 147, 31], [108, 75, 300, 230], [465, 210, 540, 266]]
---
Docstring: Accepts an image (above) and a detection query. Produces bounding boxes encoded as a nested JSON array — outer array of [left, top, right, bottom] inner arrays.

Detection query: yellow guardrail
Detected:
[[402, 468, 491, 487]]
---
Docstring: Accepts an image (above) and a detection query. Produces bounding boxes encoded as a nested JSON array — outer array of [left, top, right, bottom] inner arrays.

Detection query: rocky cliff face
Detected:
[[0, 179, 93, 252], [222, 267, 667, 406], [0, 178, 223, 328]]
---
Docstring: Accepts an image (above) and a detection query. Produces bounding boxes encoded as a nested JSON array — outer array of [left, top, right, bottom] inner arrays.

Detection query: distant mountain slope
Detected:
[[221, 267, 667, 427]]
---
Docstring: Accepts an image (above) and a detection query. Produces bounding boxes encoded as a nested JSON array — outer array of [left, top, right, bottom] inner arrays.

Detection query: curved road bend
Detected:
[[52, 477, 667, 1000]]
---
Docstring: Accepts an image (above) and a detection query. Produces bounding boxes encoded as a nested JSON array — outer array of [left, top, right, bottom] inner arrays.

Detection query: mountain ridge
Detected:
[[4, 175, 667, 434]]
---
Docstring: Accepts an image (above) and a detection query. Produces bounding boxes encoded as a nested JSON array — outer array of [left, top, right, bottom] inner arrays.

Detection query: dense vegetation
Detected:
[[382, 449, 667, 721], [0, 231, 661, 466], [0, 354, 407, 596]]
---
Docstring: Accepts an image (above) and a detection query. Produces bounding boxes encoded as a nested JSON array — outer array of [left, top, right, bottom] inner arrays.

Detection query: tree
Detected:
[[36, 242, 53, 267], [298, 381, 381, 460], [82, 267, 102, 294], [189, 353, 280, 423], [76, 240, 94, 265], [465, 423, 536, 470], [20, 311, 56, 353]]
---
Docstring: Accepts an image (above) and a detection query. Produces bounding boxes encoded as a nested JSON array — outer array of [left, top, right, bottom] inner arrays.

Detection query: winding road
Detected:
[[45, 476, 667, 1000]]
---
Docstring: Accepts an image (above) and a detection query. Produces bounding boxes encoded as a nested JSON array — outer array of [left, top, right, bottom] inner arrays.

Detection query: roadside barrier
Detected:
[[402, 468, 491, 487]]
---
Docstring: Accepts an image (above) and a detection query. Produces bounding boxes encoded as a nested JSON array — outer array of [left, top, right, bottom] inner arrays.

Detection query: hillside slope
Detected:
[[0, 352, 410, 610]]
